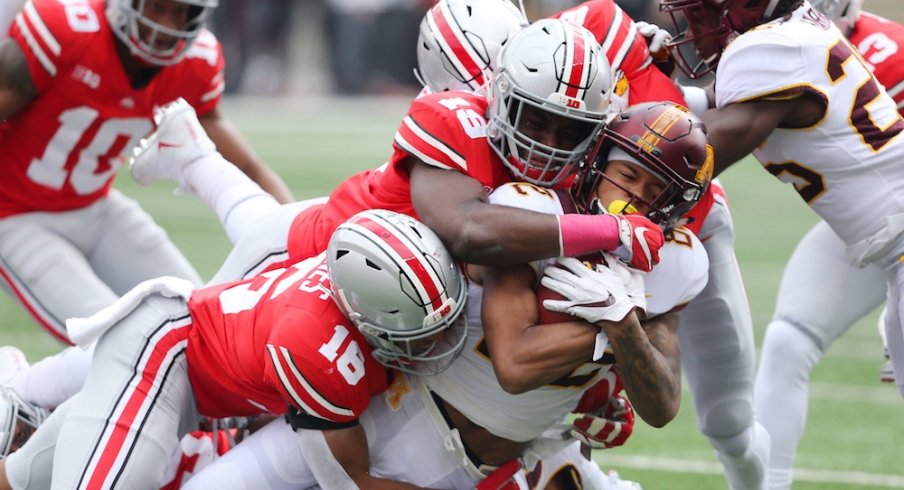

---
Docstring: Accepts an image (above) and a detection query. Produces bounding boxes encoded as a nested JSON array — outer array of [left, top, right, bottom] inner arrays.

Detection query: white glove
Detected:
[[608, 257, 647, 314], [635, 21, 672, 55], [540, 257, 639, 324]]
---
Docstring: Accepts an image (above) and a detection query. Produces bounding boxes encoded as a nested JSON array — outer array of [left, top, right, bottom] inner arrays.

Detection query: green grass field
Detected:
[[2, 95, 902, 489]]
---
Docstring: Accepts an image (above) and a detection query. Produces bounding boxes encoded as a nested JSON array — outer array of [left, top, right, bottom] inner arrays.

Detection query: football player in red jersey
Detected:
[[0, 209, 468, 489], [133, 18, 665, 278], [753, 1, 904, 488], [0, 0, 292, 345], [175, 101, 710, 490]]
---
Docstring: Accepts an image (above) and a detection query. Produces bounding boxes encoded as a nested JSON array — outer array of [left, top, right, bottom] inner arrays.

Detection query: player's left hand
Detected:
[[635, 21, 672, 55], [635, 20, 676, 77], [571, 395, 635, 449]]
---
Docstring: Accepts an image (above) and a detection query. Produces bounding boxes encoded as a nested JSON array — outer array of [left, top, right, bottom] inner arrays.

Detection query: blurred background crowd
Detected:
[[214, 0, 903, 97], [211, 0, 672, 96]]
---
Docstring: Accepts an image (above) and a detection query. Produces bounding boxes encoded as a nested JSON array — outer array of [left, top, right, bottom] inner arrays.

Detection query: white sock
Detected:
[[182, 152, 281, 244], [10, 345, 93, 410]]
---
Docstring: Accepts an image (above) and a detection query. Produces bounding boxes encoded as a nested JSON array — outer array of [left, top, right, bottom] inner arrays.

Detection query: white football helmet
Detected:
[[810, 0, 862, 34], [328, 210, 468, 376], [416, 0, 526, 93], [487, 19, 613, 187], [106, 0, 218, 66], [1, 386, 48, 458]]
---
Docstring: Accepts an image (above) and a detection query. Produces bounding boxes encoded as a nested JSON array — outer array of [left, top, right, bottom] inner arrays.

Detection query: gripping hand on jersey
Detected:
[[571, 394, 635, 449], [611, 213, 664, 272], [635, 21, 672, 55], [635, 21, 676, 77], [540, 256, 646, 324]]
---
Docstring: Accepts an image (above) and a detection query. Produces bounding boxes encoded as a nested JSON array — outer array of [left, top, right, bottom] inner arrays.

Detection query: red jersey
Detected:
[[552, 0, 686, 107], [185, 253, 390, 422], [286, 91, 510, 262], [2, 0, 224, 217], [850, 12, 904, 116], [553, 0, 717, 236]]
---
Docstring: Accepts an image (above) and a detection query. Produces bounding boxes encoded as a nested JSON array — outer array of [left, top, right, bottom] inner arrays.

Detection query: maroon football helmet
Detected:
[[661, 0, 801, 78], [573, 101, 714, 231]]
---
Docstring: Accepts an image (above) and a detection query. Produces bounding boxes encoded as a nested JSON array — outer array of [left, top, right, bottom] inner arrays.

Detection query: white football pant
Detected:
[[754, 220, 886, 490]]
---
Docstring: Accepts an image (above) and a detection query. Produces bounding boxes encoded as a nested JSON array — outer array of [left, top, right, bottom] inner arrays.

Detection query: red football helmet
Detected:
[[660, 0, 801, 78], [572, 101, 714, 231]]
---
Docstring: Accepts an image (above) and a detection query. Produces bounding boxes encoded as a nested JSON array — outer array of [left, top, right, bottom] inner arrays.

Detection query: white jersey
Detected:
[[716, 4, 904, 266], [425, 182, 709, 442]]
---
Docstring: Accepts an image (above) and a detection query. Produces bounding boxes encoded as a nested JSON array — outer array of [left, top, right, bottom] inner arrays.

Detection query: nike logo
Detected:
[[635, 227, 653, 263], [158, 141, 180, 149]]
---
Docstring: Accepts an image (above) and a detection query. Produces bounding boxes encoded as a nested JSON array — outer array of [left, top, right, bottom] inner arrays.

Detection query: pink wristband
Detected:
[[557, 213, 620, 257]]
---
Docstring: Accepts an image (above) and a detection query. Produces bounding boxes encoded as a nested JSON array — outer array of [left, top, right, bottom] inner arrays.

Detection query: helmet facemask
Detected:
[[661, 0, 734, 79], [573, 102, 713, 232], [1, 386, 48, 458], [488, 76, 605, 186], [107, 0, 218, 66]]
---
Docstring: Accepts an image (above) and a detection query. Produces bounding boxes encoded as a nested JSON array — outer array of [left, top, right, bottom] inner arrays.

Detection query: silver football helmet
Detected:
[[487, 19, 613, 187], [328, 210, 468, 376], [810, 0, 862, 34], [106, 0, 218, 66], [1, 386, 48, 458], [416, 0, 526, 93]]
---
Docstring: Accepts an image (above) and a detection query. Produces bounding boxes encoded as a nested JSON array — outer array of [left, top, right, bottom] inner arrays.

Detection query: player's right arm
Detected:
[[299, 426, 435, 489], [402, 95, 661, 269], [0, 37, 35, 119], [409, 162, 563, 265]]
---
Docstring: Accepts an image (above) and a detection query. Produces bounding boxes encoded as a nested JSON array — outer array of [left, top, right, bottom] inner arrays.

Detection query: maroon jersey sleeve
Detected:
[[263, 310, 389, 425], [9, 0, 94, 92], [851, 12, 904, 116]]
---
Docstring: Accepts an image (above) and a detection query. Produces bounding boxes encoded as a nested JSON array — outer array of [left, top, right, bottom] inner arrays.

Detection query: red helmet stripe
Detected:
[[563, 22, 588, 99], [350, 214, 445, 313], [430, 2, 486, 87]]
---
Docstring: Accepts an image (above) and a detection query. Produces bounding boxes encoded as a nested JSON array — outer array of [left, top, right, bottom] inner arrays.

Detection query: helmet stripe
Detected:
[[429, 2, 486, 88], [348, 214, 446, 314], [563, 22, 589, 100]]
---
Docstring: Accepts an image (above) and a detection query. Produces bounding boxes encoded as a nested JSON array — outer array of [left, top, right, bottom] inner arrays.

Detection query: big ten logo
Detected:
[[438, 96, 487, 139]]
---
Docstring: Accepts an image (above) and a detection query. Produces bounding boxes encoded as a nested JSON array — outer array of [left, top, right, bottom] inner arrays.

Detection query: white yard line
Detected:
[[594, 454, 904, 488]]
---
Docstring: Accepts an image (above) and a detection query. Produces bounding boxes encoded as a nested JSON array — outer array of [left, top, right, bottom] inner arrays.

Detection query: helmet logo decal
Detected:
[[636, 106, 685, 156], [696, 144, 715, 183], [547, 92, 585, 110]]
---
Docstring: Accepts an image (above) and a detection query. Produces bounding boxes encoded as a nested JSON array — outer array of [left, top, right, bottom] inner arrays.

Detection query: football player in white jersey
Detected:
[[750, 1, 904, 488], [419, 4, 771, 489], [176, 100, 712, 490], [659, 0, 904, 421]]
